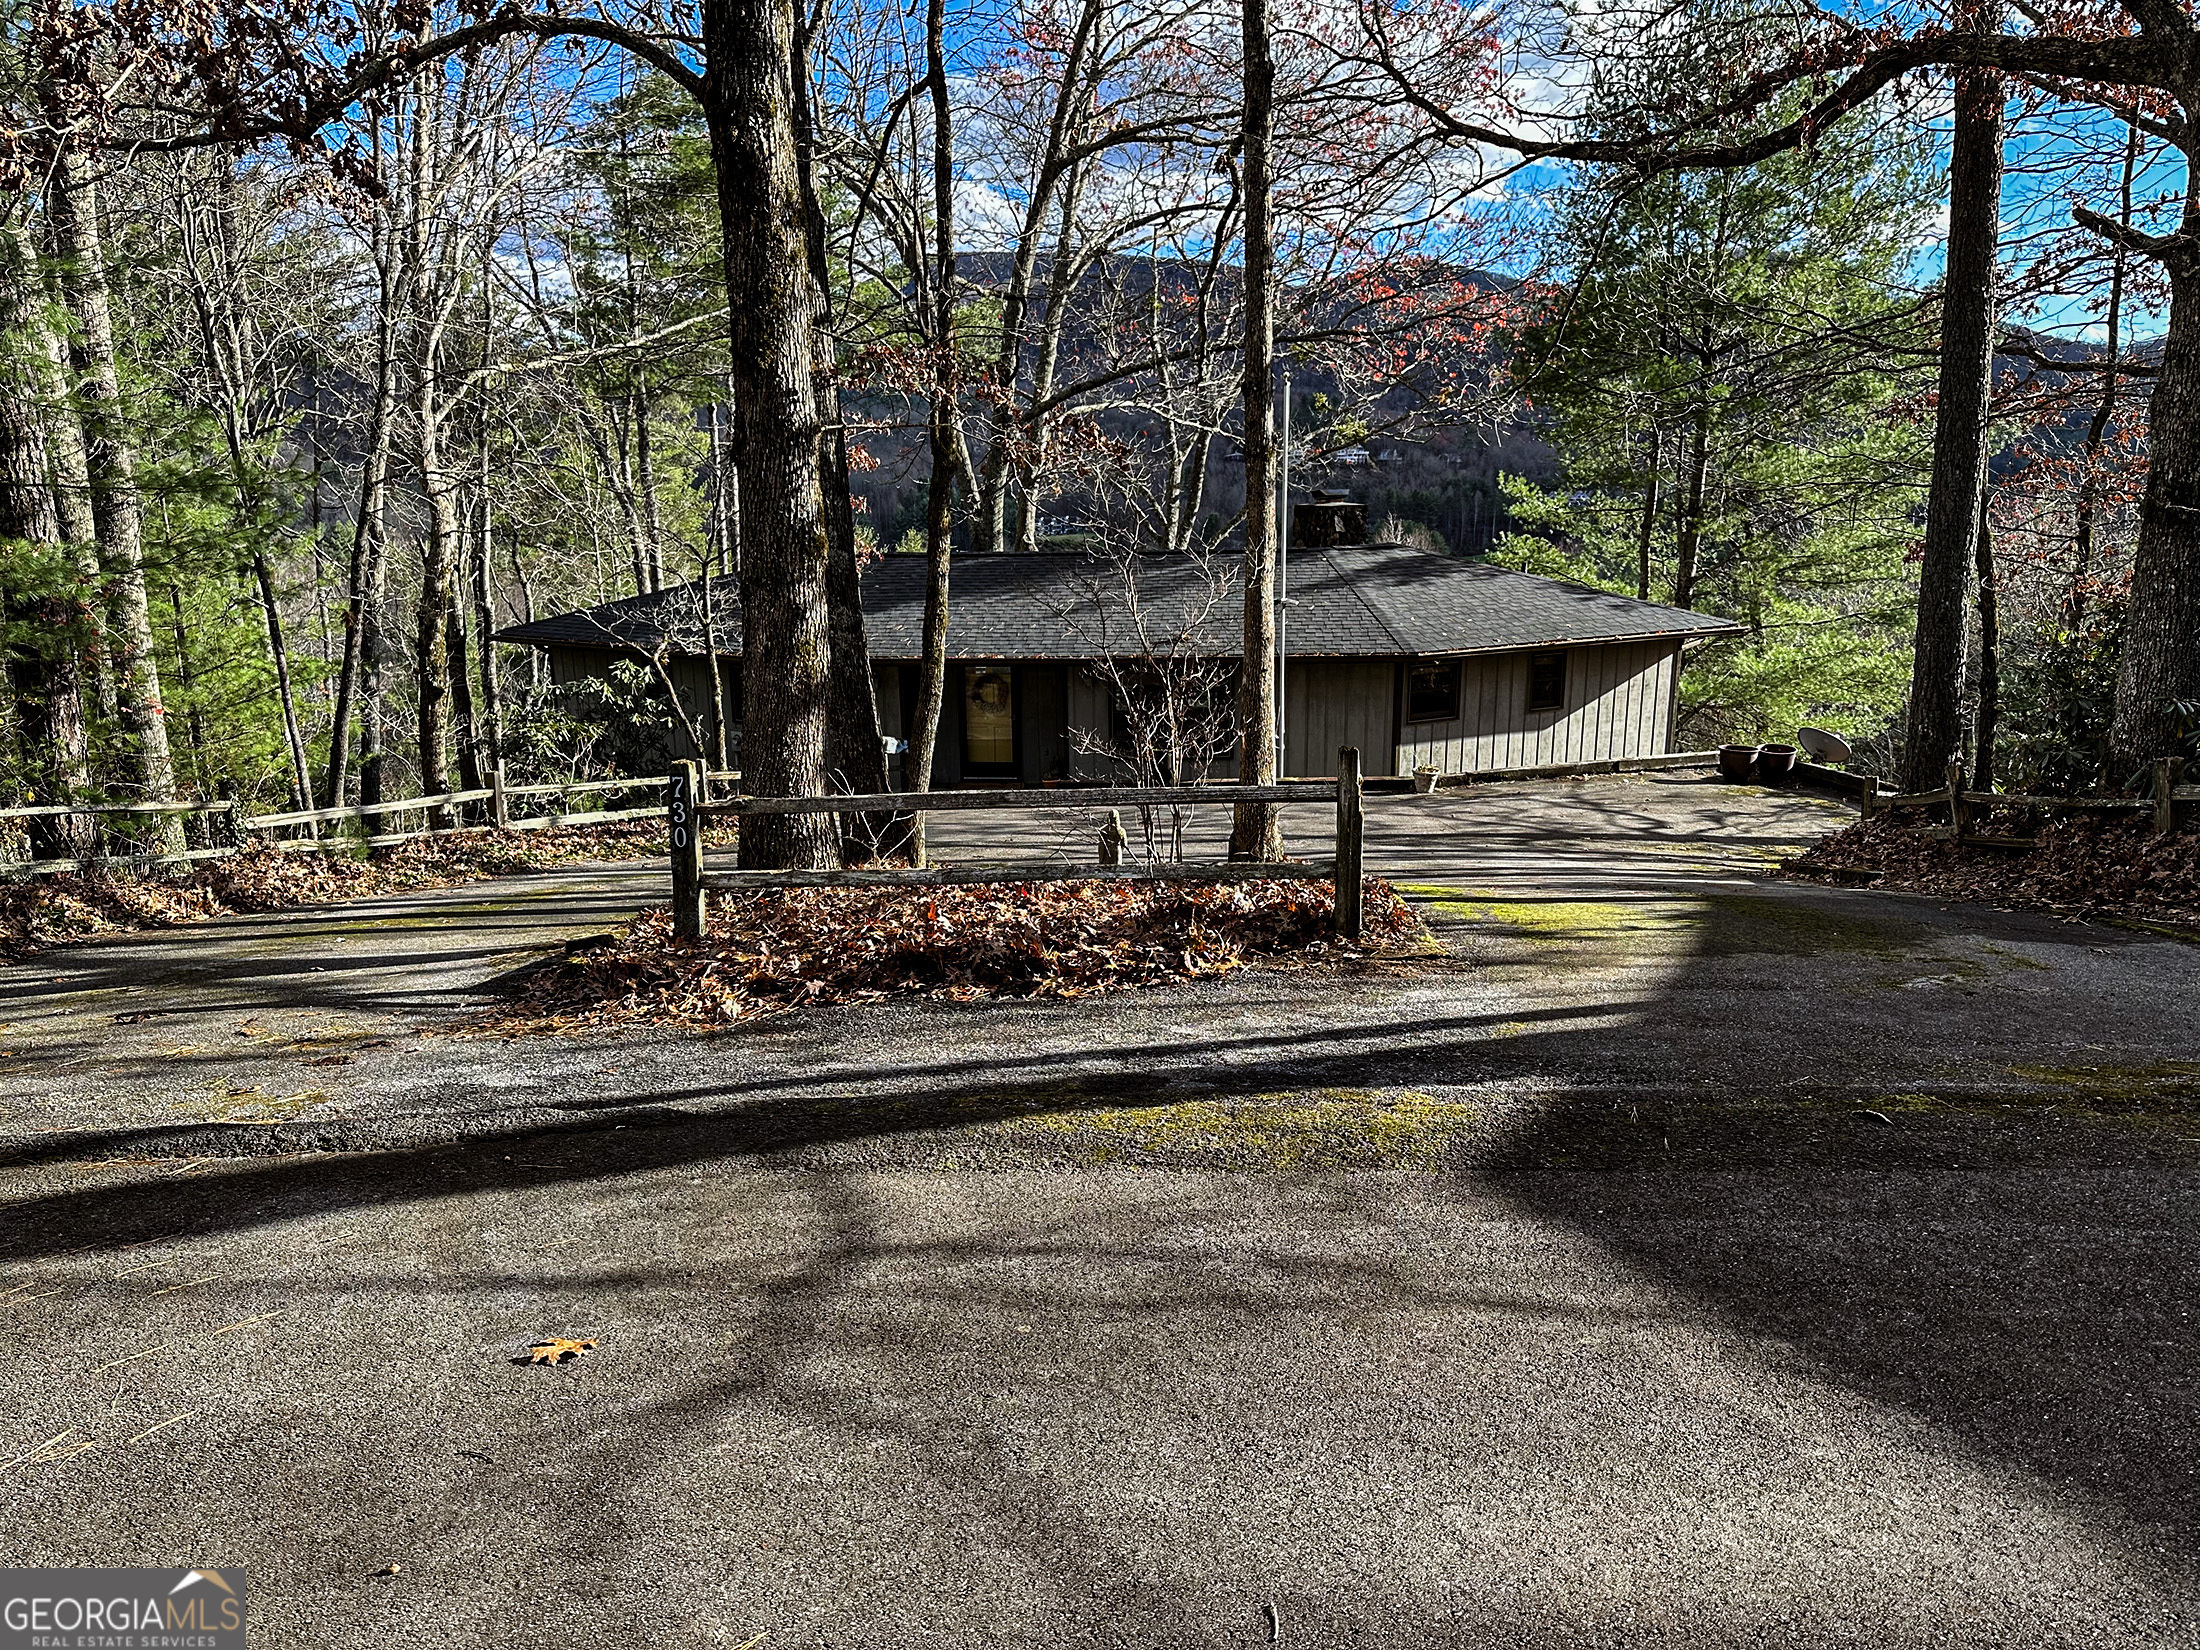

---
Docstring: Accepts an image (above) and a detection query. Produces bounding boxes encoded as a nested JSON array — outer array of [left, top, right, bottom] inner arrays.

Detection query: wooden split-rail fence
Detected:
[[1856, 757, 2197, 846], [666, 747, 1372, 939], [0, 768, 738, 878]]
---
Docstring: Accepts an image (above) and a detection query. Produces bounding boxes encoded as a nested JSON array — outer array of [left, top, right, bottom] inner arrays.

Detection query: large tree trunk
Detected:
[[703, 0, 840, 870], [18, 217, 115, 742], [1902, 3, 2003, 791], [0, 229, 94, 858], [405, 99, 456, 828], [1229, 0, 1283, 860], [49, 150, 181, 842], [2109, 211, 2200, 771]]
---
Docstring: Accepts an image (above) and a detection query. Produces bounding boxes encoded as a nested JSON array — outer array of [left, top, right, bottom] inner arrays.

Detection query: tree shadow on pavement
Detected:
[[5, 868, 2200, 1620]]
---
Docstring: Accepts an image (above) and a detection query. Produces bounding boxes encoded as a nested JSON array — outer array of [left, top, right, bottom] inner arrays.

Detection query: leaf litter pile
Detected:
[[1787, 812, 2200, 929], [494, 877, 1425, 1031], [0, 820, 736, 963]]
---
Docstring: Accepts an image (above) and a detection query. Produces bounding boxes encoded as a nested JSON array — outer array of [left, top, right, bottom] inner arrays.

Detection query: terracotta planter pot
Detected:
[[1413, 766, 1440, 795], [1718, 745, 1760, 781], [1757, 744, 1799, 783]]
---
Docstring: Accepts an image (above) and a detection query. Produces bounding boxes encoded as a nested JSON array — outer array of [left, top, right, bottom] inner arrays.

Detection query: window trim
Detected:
[[1525, 649, 1568, 713], [1404, 659, 1462, 725]]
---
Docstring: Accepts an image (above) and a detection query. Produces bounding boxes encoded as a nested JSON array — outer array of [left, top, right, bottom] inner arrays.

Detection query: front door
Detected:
[[961, 664, 1019, 777]]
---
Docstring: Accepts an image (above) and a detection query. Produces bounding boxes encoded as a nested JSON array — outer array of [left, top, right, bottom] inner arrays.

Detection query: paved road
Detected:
[[5, 774, 2199, 1646]]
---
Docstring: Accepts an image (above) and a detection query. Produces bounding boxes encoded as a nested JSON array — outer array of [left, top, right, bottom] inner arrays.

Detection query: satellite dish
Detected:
[[1797, 726, 1851, 765]]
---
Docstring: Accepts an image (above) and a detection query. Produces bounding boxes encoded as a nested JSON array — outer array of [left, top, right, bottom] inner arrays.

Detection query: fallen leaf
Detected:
[[524, 1337, 596, 1365], [302, 1053, 352, 1067], [114, 1011, 154, 1024]]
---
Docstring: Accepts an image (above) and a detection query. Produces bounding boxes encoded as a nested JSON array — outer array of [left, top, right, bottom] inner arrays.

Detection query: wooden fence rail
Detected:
[[1853, 756, 2193, 846], [0, 766, 740, 877], [669, 750, 1370, 941]]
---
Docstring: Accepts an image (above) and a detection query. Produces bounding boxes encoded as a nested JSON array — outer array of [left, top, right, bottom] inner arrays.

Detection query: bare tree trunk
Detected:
[[2109, 209, 2200, 772], [414, 418, 458, 824], [251, 550, 316, 812], [446, 379, 483, 802], [1634, 425, 1662, 602], [358, 531, 390, 807], [177, 157, 316, 819], [1014, 170, 1089, 554], [403, 100, 456, 827], [1903, 0, 2003, 791], [964, 0, 1104, 555], [703, 0, 840, 870], [0, 224, 93, 857], [1230, 0, 1283, 859], [1973, 495, 2000, 790], [473, 301, 505, 793], [2068, 123, 2137, 634], [167, 580, 208, 788], [446, 564, 484, 795], [901, 0, 961, 867], [635, 383, 665, 590], [1672, 407, 1710, 611], [792, 29, 892, 823], [325, 243, 398, 805]]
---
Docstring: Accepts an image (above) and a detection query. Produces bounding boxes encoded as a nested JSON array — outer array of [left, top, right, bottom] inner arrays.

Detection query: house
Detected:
[[494, 539, 1741, 783]]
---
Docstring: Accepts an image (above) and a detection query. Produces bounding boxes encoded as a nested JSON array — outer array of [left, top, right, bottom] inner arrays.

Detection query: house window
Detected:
[[1405, 661, 1461, 723], [1526, 649, 1567, 712]]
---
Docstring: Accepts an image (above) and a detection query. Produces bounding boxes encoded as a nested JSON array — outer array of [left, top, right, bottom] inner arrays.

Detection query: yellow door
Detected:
[[963, 665, 1017, 771]]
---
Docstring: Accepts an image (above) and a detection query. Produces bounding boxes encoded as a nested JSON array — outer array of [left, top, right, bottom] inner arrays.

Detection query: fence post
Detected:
[[1860, 776, 1880, 819], [218, 799, 241, 851], [669, 760, 704, 939], [1946, 759, 1968, 839], [492, 763, 510, 830], [1097, 809, 1127, 867], [1335, 746, 1364, 941], [2154, 757, 2184, 835]]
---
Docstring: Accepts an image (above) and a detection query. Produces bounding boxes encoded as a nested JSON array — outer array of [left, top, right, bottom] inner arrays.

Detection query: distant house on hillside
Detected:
[[496, 540, 1739, 784]]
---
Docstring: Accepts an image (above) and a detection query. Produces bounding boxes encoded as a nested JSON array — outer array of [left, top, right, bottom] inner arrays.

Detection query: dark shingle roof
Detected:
[[495, 543, 1741, 660]]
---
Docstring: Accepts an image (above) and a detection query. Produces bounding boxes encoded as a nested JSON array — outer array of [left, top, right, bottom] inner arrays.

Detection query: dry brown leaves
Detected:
[[1787, 813, 2200, 929], [492, 877, 1423, 1032], [0, 820, 734, 963], [524, 1338, 597, 1365]]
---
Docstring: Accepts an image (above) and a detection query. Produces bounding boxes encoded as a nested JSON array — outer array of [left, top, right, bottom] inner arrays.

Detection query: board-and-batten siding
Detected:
[[549, 638, 1682, 781], [1285, 659, 1399, 778], [1392, 639, 1677, 774]]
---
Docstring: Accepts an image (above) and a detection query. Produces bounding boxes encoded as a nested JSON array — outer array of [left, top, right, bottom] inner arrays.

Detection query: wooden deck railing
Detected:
[[666, 749, 1370, 939]]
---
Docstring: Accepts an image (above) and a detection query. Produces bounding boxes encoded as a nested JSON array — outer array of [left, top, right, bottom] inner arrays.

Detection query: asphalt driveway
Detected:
[[4, 772, 2198, 1646]]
